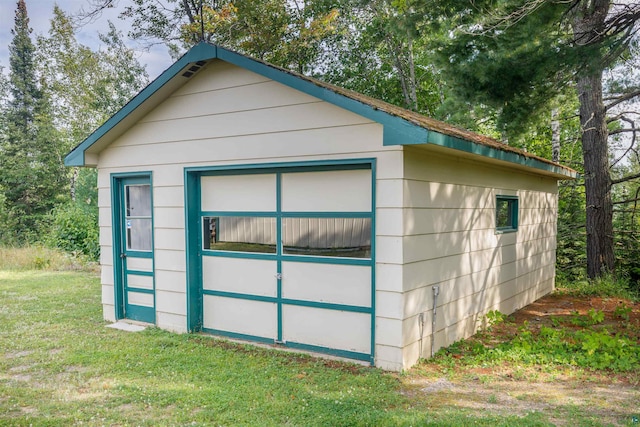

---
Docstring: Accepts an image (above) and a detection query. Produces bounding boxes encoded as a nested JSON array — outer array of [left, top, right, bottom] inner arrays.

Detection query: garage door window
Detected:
[[282, 217, 371, 258], [203, 216, 277, 253]]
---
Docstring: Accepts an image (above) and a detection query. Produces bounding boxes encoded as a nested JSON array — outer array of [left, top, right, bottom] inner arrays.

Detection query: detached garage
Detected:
[[65, 42, 576, 371]]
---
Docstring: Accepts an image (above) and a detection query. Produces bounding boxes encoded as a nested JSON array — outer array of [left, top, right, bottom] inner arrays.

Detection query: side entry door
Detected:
[[113, 175, 155, 323]]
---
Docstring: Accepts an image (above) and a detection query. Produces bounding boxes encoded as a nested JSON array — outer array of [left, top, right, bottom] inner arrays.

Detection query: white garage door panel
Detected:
[[201, 174, 276, 211], [127, 291, 154, 307], [203, 295, 277, 338], [281, 262, 370, 306], [202, 256, 277, 297], [282, 305, 371, 354], [281, 170, 371, 212]]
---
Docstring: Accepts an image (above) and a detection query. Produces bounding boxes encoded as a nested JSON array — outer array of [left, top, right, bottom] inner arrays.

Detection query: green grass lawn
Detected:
[[0, 270, 636, 426]]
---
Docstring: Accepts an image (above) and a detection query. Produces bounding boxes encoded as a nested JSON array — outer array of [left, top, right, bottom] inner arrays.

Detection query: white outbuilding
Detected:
[[65, 42, 576, 371]]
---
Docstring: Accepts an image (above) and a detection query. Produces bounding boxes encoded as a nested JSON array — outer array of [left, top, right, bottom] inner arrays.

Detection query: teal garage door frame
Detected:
[[184, 158, 376, 363]]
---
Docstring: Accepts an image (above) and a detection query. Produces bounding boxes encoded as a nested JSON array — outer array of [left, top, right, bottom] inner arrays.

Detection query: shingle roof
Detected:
[[64, 42, 576, 179], [259, 57, 575, 177]]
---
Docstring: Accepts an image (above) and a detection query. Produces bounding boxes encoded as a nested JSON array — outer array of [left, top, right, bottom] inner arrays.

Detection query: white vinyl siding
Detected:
[[398, 147, 559, 368], [96, 60, 397, 339]]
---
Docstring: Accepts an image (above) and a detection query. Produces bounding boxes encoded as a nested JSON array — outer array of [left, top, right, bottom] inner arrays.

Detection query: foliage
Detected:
[[613, 304, 632, 321], [556, 179, 587, 281], [0, 4, 146, 256], [556, 272, 638, 301], [46, 203, 100, 261], [437, 315, 640, 373], [0, 0, 67, 242], [323, 0, 444, 116], [180, 0, 340, 73], [612, 160, 640, 288], [120, 0, 340, 73], [0, 190, 17, 245], [415, 0, 640, 279], [484, 310, 509, 329], [569, 308, 605, 327]]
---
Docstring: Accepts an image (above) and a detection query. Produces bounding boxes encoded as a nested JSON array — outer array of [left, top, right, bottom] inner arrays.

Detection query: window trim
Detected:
[[495, 195, 519, 233]]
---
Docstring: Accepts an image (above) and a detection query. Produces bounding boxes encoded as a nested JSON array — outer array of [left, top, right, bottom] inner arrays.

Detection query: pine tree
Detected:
[[420, 0, 640, 279], [0, 0, 65, 241]]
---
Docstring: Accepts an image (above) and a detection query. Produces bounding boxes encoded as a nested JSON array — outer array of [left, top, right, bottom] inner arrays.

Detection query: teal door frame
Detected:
[[111, 172, 156, 323], [184, 159, 376, 364]]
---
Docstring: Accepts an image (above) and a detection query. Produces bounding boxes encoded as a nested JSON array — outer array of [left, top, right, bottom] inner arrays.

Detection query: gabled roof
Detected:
[[64, 42, 576, 179]]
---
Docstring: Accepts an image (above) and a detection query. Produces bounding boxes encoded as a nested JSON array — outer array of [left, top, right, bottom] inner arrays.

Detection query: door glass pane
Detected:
[[127, 218, 152, 251], [125, 184, 152, 251], [203, 216, 276, 253], [282, 217, 371, 258], [126, 185, 151, 217]]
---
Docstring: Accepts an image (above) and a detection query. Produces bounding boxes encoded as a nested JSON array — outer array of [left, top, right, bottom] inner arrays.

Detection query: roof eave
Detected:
[[64, 42, 576, 180], [390, 126, 577, 179], [216, 47, 575, 179]]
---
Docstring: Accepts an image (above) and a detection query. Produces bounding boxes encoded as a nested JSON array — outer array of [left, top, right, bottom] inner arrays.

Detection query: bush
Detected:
[[47, 203, 99, 261], [556, 272, 638, 301], [0, 190, 18, 245]]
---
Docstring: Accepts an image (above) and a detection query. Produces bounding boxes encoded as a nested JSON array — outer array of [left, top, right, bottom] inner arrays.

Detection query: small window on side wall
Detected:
[[496, 195, 518, 232]]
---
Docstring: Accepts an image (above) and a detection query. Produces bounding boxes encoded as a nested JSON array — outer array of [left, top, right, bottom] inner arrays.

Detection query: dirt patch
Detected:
[[4, 350, 34, 359], [512, 293, 640, 335], [403, 293, 640, 426]]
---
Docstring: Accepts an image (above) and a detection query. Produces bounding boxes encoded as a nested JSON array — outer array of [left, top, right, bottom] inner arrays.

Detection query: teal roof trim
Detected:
[[215, 47, 430, 146], [64, 42, 575, 179], [425, 130, 575, 178]]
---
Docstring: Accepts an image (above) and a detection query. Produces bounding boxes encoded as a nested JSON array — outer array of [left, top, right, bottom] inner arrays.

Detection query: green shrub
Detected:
[[556, 272, 638, 301], [0, 190, 18, 245], [47, 203, 99, 261], [435, 323, 640, 373]]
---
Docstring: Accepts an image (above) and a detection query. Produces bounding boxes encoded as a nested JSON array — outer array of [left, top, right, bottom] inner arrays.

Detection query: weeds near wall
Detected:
[[557, 273, 639, 301], [434, 305, 640, 373]]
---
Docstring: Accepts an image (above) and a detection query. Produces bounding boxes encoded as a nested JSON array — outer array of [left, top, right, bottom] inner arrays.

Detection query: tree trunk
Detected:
[[577, 71, 615, 277], [406, 33, 418, 111], [70, 167, 79, 202], [551, 108, 560, 163], [571, 0, 615, 278]]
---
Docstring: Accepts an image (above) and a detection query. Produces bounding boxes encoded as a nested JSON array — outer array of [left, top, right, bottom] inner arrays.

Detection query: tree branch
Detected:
[[610, 127, 639, 135], [607, 111, 640, 123], [612, 171, 640, 185], [74, 0, 118, 26], [610, 116, 637, 168], [613, 197, 640, 205], [605, 88, 640, 111]]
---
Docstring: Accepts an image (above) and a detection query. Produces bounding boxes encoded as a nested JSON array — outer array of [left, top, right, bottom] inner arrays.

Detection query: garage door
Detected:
[[192, 161, 374, 363]]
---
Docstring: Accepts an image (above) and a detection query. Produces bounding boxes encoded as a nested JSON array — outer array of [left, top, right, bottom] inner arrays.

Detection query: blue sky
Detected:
[[0, 0, 173, 79]]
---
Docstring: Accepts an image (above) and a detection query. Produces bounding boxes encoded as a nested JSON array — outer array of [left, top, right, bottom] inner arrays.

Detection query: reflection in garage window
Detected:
[[282, 217, 371, 258], [203, 217, 276, 253]]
